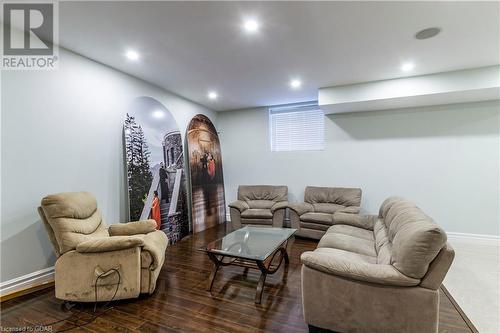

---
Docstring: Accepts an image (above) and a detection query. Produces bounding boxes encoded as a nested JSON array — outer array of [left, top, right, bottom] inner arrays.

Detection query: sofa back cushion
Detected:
[[247, 200, 275, 209], [40, 192, 108, 254], [379, 197, 447, 279], [312, 203, 345, 214], [304, 186, 362, 207], [238, 185, 288, 202]]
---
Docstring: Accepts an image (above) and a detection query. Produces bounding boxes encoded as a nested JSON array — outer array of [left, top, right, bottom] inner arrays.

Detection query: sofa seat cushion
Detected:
[[300, 222, 330, 231], [300, 249, 420, 286], [312, 203, 345, 214], [241, 209, 273, 219], [318, 233, 377, 257], [301, 212, 333, 225], [327, 224, 374, 241], [312, 247, 378, 264]]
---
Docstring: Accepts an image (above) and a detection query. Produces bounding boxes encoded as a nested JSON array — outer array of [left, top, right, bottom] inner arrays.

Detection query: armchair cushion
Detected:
[[288, 202, 314, 216], [247, 200, 275, 209], [40, 192, 108, 254], [337, 206, 361, 214], [237, 185, 287, 202], [301, 248, 420, 287], [271, 201, 288, 213], [76, 236, 144, 253], [108, 220, 157, 236], [228, 200, 250, 212], [241, 209, 273, 219]]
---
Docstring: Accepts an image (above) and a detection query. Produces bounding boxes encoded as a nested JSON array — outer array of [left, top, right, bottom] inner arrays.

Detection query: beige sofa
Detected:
[[228, 185, 288, 229], [38, 192, 168, 302], [289, 186, 362, 239], [301, 197, 454, 333]]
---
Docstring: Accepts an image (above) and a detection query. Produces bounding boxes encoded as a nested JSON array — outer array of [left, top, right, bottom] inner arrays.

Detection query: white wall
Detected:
[[0, 48, 216, 283], [218, 101, 500, 236]]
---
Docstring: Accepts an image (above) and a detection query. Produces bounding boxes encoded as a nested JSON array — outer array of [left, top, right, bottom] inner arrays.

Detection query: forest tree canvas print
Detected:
[[186, 114, 226, 233], [124, 97, 190, 243]]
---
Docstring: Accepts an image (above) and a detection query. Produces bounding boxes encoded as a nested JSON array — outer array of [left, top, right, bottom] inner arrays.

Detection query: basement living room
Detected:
[[1, 1, 499, 333]]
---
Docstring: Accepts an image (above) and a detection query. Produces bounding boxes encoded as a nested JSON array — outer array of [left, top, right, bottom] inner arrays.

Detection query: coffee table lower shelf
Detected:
[[205, 244, 290, 304]]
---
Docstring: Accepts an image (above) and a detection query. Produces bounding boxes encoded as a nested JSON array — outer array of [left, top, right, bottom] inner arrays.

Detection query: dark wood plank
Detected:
[[0, 223, 473, 333]]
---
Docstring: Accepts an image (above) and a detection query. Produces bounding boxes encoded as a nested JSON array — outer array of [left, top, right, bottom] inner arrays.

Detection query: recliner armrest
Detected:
[[332, 213, 376, 230], [109, 219, 157, 236], [76, 236, 144, 253], [288, 202, 314, 216], [301, 250, 420, 287], [228, 200, 249, 212], [271, 201, 288, 213]]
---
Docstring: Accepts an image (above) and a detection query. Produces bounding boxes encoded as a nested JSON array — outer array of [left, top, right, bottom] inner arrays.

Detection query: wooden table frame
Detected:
[[204, 239, 291, 304]]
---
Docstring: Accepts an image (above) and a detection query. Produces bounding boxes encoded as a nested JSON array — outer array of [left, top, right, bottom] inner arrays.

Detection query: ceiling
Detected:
[[58, 1, 500, 111]]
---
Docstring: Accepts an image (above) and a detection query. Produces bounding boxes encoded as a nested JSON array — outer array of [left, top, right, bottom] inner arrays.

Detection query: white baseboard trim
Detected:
[[0, 266, 54, 297], [447, 232, 500, 247]]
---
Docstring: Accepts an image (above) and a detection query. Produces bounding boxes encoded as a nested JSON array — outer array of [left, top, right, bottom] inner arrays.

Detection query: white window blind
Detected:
[[269, 103, 325, 152]]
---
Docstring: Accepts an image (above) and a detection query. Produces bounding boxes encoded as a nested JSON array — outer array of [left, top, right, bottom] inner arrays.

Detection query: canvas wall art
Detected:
[[186, 114, 226, 233], [124, 96, 190, 243]]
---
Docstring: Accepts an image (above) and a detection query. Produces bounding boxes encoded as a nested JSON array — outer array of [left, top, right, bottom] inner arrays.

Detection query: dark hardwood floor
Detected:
[[1, 223, 474, 333]]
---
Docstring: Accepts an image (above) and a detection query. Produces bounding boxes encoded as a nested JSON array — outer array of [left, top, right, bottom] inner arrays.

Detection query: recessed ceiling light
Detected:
[[208, 91, 218, 100], [125, 50, 140, 61], [401, 62, 415, 72], [415, 27, 441, 40], [243, 19, 260, 33], [290, 79, 302, 89], [152, 110, 165, 119]]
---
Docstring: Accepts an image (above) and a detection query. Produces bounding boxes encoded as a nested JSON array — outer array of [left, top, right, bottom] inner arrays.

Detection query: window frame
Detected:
[[268, 102, 325, 152]]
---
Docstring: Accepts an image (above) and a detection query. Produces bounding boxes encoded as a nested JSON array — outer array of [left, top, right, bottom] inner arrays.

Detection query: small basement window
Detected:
[[269, 102, 325, 152]]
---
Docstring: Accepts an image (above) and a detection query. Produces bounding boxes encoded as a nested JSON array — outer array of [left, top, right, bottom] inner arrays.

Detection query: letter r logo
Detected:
[[3, 3, 54, 56]]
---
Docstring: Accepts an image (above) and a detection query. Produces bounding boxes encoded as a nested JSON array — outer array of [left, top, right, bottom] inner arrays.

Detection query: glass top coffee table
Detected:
[[200, 226, 297, 304]]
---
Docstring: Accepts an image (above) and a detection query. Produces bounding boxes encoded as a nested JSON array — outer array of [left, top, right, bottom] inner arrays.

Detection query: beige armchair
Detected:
[[38, 192, 168, 302], [289, 186, 362, 239], [301, 197, 454, 333], [228, 185, 288, 229]]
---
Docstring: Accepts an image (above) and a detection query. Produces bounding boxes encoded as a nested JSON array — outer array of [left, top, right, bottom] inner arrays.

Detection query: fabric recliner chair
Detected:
[[289, 186, 362, 239], [228, 185, 288, 229], [301, 197, 454, 333], [38, 192, 168, 302]]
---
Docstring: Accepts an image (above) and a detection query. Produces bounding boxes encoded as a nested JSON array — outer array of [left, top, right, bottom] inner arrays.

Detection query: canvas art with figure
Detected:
[[124, 97, 190, 243], [186, 114, 226, 233]]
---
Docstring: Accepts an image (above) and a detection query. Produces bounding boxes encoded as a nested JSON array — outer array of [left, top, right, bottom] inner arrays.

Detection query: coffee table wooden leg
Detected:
[[283, 247, 290, 265], [207, 253, 221, 292], [255, 270, 267, 304]]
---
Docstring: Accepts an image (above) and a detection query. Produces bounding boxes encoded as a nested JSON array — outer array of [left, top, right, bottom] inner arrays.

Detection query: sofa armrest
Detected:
[[140, 230, 169, 270], [300, 250, 420, 287], [271, 201, 288, 213], [288, 202, 314, 216], [332, 213, 376, 231], [108, 219, 157, 236], [337, 206, 360, 214], [228, 200, 249, 212], [76, 236, 144, 253]]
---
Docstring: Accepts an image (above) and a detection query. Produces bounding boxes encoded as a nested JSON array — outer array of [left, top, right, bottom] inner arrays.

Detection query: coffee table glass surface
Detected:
[[204, 226, 297, 261]]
